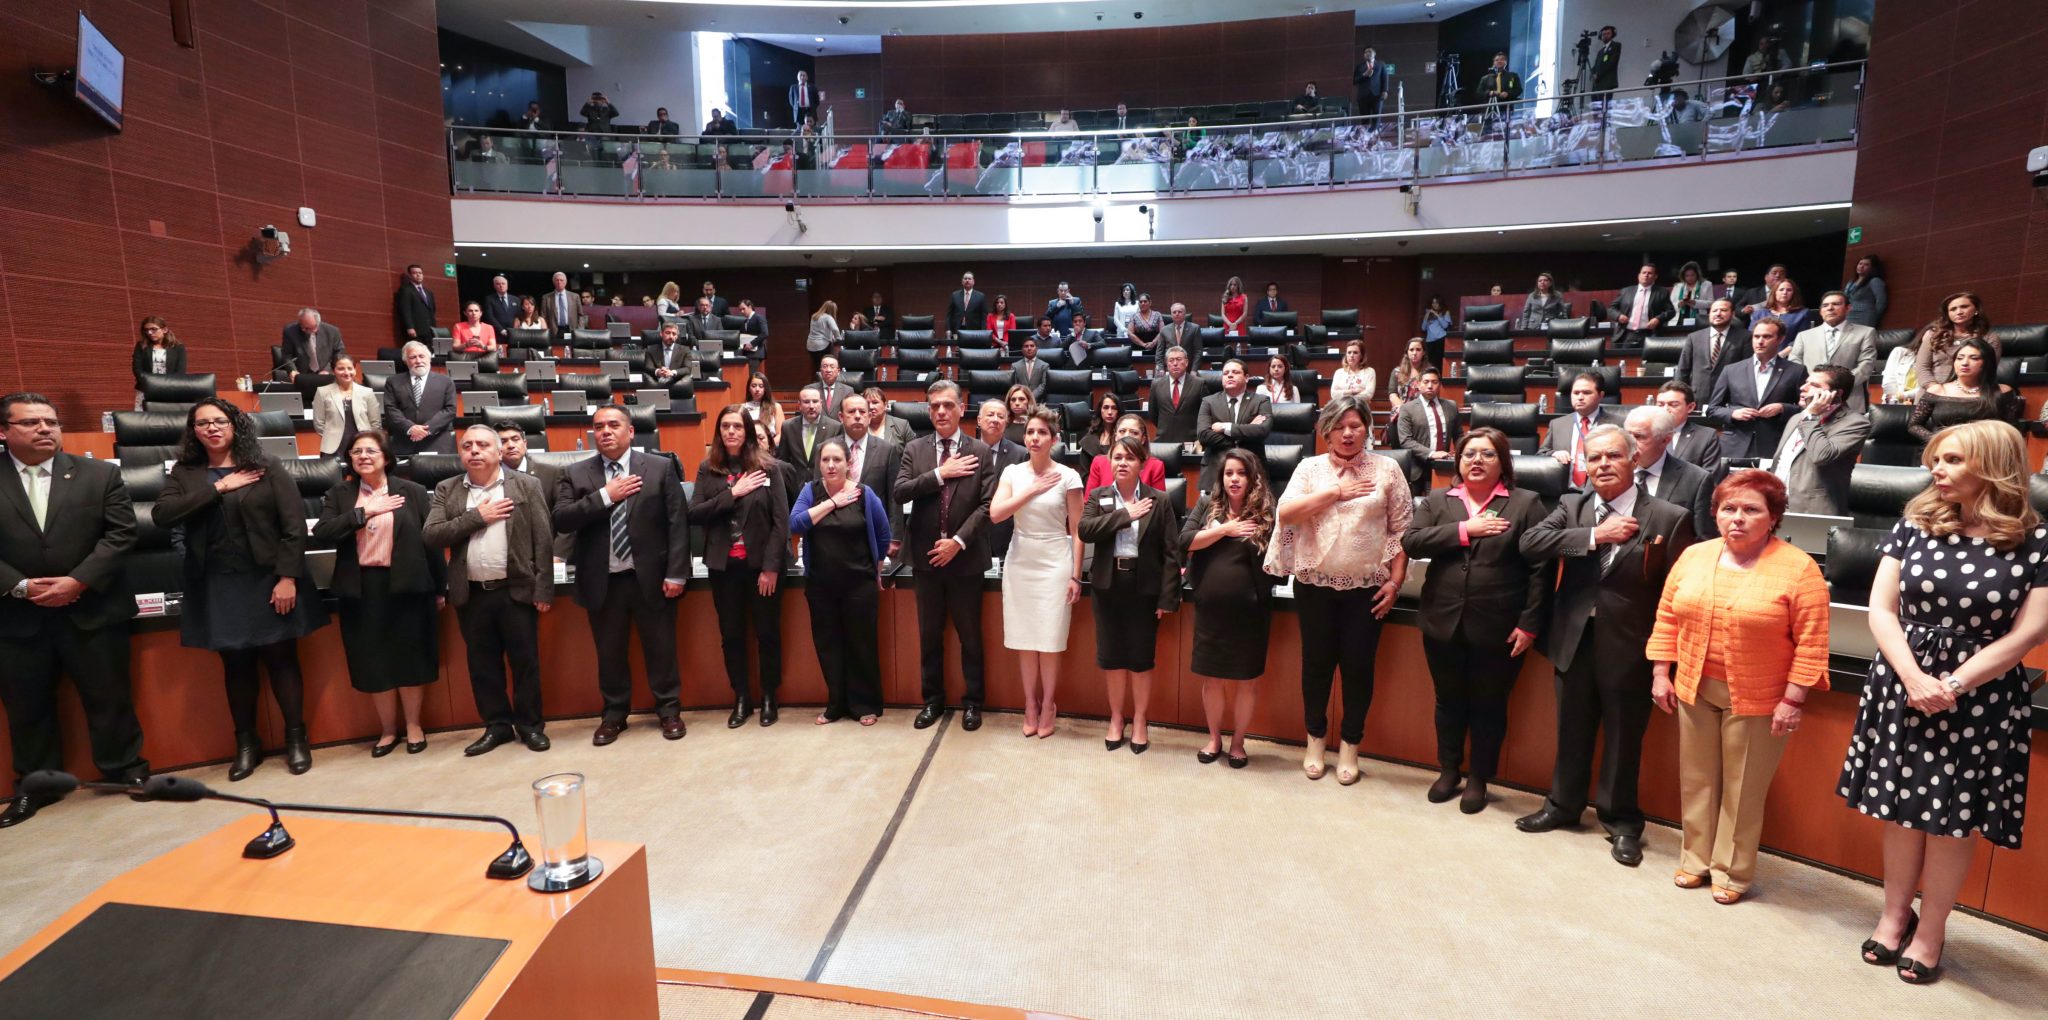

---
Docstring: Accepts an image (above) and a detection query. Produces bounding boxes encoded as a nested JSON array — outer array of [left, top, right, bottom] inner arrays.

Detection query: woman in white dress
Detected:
[[990, 405, 1084, 738]]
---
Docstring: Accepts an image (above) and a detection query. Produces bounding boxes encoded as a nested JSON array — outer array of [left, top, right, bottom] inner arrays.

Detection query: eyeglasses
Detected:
[[1460, 448, 1500, 461], [6, 417, 59, 429], [193, 419, 234, 432]]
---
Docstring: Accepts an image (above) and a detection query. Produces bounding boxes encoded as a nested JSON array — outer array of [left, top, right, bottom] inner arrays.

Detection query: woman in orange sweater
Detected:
[[1645, 469, 1829, 904]]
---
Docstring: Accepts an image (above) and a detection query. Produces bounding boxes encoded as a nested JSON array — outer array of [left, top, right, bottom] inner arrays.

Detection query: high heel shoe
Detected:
[[1862, 912, 1919, 966], [1302, 735, 1327, 780], [1105, 720, 1125, 751], [284, 725, 312, 775], [1336, 742, 1361, 786], [228, 732, 262, 782]]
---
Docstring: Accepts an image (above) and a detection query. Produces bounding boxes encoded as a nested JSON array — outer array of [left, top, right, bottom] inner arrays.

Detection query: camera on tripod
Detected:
[[1644, 51, 1680, 87]]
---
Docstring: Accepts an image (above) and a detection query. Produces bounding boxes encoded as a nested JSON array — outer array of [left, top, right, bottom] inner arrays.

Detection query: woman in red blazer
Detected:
[[986, 293, 1016, 347], [1084, 413, 1167, 490]]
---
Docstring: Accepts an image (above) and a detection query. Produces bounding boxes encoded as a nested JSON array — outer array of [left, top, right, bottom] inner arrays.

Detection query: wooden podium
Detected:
[[0, 816, 658, 1019]]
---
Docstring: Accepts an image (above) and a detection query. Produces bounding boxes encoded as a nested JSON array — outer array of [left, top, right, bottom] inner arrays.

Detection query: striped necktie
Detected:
[[1595, 500, 1618, 571], [608, 459, 632, 564]]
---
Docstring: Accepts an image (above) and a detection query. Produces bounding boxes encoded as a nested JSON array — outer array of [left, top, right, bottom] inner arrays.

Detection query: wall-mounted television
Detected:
[[74, 11, 125, 130]]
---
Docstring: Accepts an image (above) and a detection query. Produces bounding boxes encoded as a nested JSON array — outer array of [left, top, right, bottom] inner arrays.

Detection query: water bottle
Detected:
[[1537, 393, 1549, 414]]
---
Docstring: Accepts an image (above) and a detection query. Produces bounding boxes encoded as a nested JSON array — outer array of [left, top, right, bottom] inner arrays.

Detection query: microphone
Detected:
[[137, 776, 533, 880], [20, 770, 132, 802]]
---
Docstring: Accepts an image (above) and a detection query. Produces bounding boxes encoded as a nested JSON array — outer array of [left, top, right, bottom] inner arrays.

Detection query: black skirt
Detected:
[[338, 568, 440, 693], [1091, 586, 1160, 672], [180, 570, 329, 652], [1188, 536, 1271, 680]]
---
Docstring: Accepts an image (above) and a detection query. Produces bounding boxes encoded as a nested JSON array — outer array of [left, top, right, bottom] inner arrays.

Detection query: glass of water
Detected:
[[532, 772, 591, 886]]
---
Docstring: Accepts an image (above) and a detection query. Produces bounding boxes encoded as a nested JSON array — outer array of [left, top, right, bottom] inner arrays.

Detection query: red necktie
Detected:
[[1573, 417, 1589, 487], [1429, 401, 1445, 451], [1172, 379, 1181, 408]]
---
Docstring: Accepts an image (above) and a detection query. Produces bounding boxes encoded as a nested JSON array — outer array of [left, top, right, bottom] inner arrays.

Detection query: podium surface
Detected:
[[0, 816, 657, 1020]]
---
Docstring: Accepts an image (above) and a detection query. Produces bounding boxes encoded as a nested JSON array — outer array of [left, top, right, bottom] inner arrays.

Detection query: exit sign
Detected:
[[443, 262, 457, 277], [855, 87, 866, 99], [1847, 226, 1862, 244]]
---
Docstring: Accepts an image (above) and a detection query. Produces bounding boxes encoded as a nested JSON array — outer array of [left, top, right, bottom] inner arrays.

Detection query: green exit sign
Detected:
[[444, 262, 457, 277], [1847, 226, 1862, 245], [855, 87, 866, 99]]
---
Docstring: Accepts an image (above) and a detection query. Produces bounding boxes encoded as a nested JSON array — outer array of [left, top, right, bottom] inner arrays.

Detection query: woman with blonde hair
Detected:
[[1839, 420, 2048, 984], [806, 300, 842, 373], [1220, 276, 1248, 337], [1183, 448, 1276, 767], [656, 281, 684, 317]]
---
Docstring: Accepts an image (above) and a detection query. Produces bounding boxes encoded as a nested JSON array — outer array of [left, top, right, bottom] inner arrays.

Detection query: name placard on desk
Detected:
[[134, 593, 168, 618]]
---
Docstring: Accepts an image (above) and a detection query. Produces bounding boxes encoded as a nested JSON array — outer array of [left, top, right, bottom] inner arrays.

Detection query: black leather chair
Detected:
[[399, 453, 467, 491], [1147, 442, 1183, 474], [1859, 404, 1922, 467], [1195, 370, 1223, 393], [955, 329, 996, 350], [1061, 402, 1096, 436], [1464, 364, 1528, 404], [482, 404, 548, 449], [276, 456, 344, 518], [137, 373, 217, 407], [1206, 314, 1227, 328], [893, 401, 932, 434], [1046, 370, 1092, 401], [1376, 447, 1418, 492], [1110, 369, 1146, 397], [505, 327, 553, 351], [113, 411, 187, 454], [1510, 454, 1569, 508], [837, 349, 879, 375], [1992, 323, 2048, 358], [2031, 471, 2048, 516], [1162, 476, 1189, 513], [1268, 402, 1317, 448], [1321, 309, 1360, 337], [555, 374, 615, 401], [897, 314, 936, 332], [1461, 338, 1517, 366], [841, 329, 882, 350], [964, 369, 1012, 396], [1300, 325, 1329, 352], [1546, 316, 1592, 340], [625, 405, 661, 450], [895, 349, 940, 377], [527, 449, 597, 475], [1248, 326, 1288, 346], [1196, 327, 1229, 356], [1874, 328, 1917, 361], [467, 372, 529, 400], [1470, 402, 1542, 454], [119, 462, 183, 602], [893, 329, 937, 354], [1258, 309, 1300, 329], [1091, 346, 1133, 370], [247, 411, 296, 438], [571, 328, 613, 349], [1264, 445, 1305, 489], [1548, 336, 1607, 367], [1848, 463, 1933, 530], [571, 346, 611, 361], [1555, 365, 1622, 407], [1463, 303, 1506, 324], [1013, 314, 1036, 332], [1461, 320, 1511, 343], [1289, 370, 1323, 405], [1641, 336, 1686, 373], [1824, 525, 1890, 605], [958, 348, 1003, 371]]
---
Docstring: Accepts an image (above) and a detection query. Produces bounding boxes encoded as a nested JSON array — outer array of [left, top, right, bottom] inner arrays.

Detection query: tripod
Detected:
[[1437, 53, 1462, 110]]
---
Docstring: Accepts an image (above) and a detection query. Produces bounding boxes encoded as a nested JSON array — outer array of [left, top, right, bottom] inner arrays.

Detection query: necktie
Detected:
[[23, 465, 47, 530], [850, 439, 864, 481], [557, 292, 569, 325], [1825, 326, 1839, 360], [937, 437, 955, 534], [1428, 401, 1445, 451], [1635, 468, 1650, 494], [1710, 330, 1724, 364], [1629, 288, 1648, 330], [416, 284, 428, 303], [1229, 396, 1240, 423], [412, 373, 425, 408], [1595, 501, 1619, 571], [804, 423, 816, 459], [608, 460, 632, 564], [1171, 378, 1182, 408], [1573, 416, 1590, 486]]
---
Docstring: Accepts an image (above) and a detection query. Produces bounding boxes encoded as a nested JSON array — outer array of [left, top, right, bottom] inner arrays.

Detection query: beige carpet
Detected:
[[1, 712, 2042, 1019]]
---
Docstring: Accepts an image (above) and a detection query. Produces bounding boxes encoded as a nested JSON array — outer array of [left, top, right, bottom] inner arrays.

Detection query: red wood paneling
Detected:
[[0, 0, 454, 422]]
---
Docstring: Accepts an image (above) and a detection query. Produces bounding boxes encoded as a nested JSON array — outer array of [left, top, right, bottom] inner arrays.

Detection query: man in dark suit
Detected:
[[1044, 282, 1084, 338], [1155, 303, 1200, 371], [1291, 83, 1322, 115], [865, 291, 894, 341], [481, 275, 519, 336], [1542, 371, 1623, 487], [736, 298, 769, 364], [1609, 263, 1674, 349], [1394, 368, 1461, 495], [699, 281, 730, 320], [279, 308, 348, 398], [788, 71, 818, 129], [1674, 298, 1748, 404], [1353, 46, 1391, 118], [1517, 424, 1696, 866], [645, 107, 680, 136], [976, 400, 1029, 559], [1009, 335, 1050, 401], [892, 380, 996, 731], [816, 356, 856, 420], [836, 394, 903, 559], [0, 394, 147, 826], [644, 322, 696, 386], [1772, 365, 1871, 517], [1591, 26, 1621, 94], [494, 426, 572, 563], [946, 272, 989, 338], [384, 341, 458, 455], [1256, 283, 1290, 325], [543, 272, 579, 335], [776, 386, 843, 485], [552, 406, 690, 746], [1476, 52, 1523, 105], [520, 102, 546, 132], [1706, 317, 1808, 459], [680, 297, 720, 348], [1623, 405, 1716, 537], [424, 425, 556, 756], [1786, 292, 1879, 413], [394, 263, 438, 344], [1195, 360, 1272, 488], [1654, 381, 1722, 470], [1148, 346, 1204, 445]]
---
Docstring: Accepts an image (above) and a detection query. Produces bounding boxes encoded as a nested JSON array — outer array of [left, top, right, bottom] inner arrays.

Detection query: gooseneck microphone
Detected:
[[140, 775, 533, 880], [19, 770, 131, 802]]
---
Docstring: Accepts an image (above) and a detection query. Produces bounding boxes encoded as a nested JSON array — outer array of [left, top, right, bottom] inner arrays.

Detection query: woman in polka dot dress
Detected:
[[1838, 420, 2048, 986]]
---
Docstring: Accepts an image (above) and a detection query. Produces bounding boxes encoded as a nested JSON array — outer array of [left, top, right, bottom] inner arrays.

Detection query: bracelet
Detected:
[[1779, 697, 1806, 709]]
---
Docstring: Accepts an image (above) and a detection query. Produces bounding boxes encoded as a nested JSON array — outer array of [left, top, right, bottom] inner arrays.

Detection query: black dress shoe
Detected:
[[760, 697, 779, 727], [0, 794, 46, 828], [518, 728, 551, 752], [1460, 779, 1489, 815], [228, 731, 262, 782], [913, 702, 943, 729], [660, 716, 686, 740], [1426, 769, 1462, 803], [1514, 806, 1581, 833], [960, 704, 982, 731], [370, 737, 399, 758], [406, 736, 428, 754], [1609, 833, 1644, 867], [728, 699, 753, 729], [283, 725, 312, 775], [1195, 748, 1217, 763], [464, 729, 515, 756], [592, 719, 626, 746]]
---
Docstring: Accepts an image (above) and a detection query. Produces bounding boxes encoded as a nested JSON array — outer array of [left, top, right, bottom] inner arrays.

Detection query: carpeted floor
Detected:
[[1, 711, 2041, 1019]]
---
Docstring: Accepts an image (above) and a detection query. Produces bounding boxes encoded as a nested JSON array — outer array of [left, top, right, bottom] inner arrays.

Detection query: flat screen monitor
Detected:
[[74, 13, 124, 130]]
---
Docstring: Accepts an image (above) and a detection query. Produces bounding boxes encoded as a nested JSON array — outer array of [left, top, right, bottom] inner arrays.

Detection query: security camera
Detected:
[[1133, 11, 1143, 18], [1396, 239, 1410, 247], [1094, 12, 1104, 21], [2030, 145, 2048, 187], [1138, 204, 1150, 214], [1093, 208, 1104, 223], [837, 15, 850, 24], [1238, 245, 1249, 253], [784, 201, 797, 213], [255, 225, 291, 262]]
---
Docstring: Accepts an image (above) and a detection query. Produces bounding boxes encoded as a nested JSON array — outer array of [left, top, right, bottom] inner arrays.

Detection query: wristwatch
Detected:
[[1943, 676, 1963, 694], [9, 579, 26, 599]]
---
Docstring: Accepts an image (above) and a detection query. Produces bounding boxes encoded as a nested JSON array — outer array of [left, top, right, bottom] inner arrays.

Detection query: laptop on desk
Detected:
[[634, 388, 671, 413], [460, 391, 501, 413], [446, 361, 478, 382], [257, 436, 299, 461], [525, 361, 558, 382], [257, 392, 304, 415], [551, 390, 588, 414], [359, 360, 394, 377], [599, 360, 630, 382], [1777, 512, 1851, 558], [608, 322, 632, 339]]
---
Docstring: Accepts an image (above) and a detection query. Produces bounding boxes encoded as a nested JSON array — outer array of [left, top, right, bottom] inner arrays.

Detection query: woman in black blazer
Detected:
[[1077, 436, 1183, 753], [131, 316, 187, 407], [1398, 426, 1548, 814], [312, 429, 445, 757], [690, 405, 792, 728], [153, 398, 330, 781]]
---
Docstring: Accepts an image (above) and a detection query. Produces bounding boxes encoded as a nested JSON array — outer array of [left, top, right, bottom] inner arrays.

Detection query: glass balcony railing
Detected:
[[447, 62, 1861, 202]]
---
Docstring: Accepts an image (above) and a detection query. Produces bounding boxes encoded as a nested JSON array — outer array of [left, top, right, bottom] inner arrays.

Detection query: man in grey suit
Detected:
[[280, 308, 347, 397], [1771, 365, 1871, 516], [1008, 335, 1050, 401], [1706, 318, 1808, 459], [1195, 360, 1272, 488], [679, 296, 720, 348], [643, 322, 698, 386], [543, 272, 579, 335], [1155, 303, 1200, 371], [1673, 299, 1748, 405], [1786, 291, 1878, 412], [1542, 371, 1624, 487], [776, 385, 842, 484], [383, 341, 458, 455], [1517, 424, 1696, 867], [1654, 381, 1722, 469], [836, 394, 903, 560], [423, 425, 555, 756], [1148, 346, 1203, 445], [1394, 367, 1461, 495], [1623, 405, 1716, 537], [815, 356, 857, 420], [494, 426, 573, 563]]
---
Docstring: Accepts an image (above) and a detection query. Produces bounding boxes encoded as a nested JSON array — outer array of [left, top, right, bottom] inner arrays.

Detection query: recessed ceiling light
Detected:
[[1424, 1, 1437, 6], [583, 263, 591, 269], [814, 36, 825, 43]]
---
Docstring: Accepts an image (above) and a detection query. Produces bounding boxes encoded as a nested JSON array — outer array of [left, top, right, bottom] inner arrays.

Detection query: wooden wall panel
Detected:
[[0, 0, 456, 423]]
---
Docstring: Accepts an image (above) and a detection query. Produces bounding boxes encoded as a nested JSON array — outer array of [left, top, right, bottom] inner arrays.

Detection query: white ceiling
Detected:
[[741, 33, 884, 56]]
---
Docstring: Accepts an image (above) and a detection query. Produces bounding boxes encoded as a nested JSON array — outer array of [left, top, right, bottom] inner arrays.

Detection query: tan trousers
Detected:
[[1675, 678, 1790, 892]]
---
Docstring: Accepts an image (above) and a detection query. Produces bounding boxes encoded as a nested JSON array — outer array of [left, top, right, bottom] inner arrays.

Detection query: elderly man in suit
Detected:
[[892, 379, 997, 731], [835, 394, 903, 560], [383, 342, 458, 455], [1009, 335, 1050, 401], [424, 425, 556, 756], [280, 307, 347, 397], [788, 71, 818, 129], [1772, 365, 1871, 516], [679, 297, 721, 348], [1542, 371, 1623, 487], [553, 406, 690, 746], [1674, 298, 1748, 405], [699, 281, 730, 320], [777, 386, 843, 485], [394, 263, 438, 343], [945, 272, 989, 339], [1195, 360, 1271, 488], [1623, 405, 1716, 537], [0, 393, 147, 826], [1786, 291, 1878, 412], [1518, 424, 1697, 867], [1609, 263, 1674, 349], [481, 275, 519, 335], [1654, 381, 1721, 469], [1148, 346, 1204, 445], [1706, 317, 1808, 459], [1156, 303, 1200, 371], [1395, 367, 1462, 495], [543, 272, 579, 335], [815, 356, 856, 420]]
